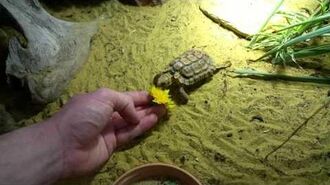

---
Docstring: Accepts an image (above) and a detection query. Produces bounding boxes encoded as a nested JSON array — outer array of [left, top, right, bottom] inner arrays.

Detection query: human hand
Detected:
[[50, 88, 166, 178]]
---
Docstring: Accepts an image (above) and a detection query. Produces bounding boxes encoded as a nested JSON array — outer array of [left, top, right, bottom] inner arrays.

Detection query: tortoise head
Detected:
[[153, 72, 174, 88]]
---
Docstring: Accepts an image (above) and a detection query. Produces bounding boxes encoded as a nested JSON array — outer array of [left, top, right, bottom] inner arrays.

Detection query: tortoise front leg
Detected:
[[179, 86, 189, 104]]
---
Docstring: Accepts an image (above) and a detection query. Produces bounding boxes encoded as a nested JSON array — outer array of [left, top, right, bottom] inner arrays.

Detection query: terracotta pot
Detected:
[[113, 163, 202, 185]]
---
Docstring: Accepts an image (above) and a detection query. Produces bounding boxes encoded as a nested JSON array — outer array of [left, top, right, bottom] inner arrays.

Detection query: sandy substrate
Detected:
[[2, 0, 330, 184]]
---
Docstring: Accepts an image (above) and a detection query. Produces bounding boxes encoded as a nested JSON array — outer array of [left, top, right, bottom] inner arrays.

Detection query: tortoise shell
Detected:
[[166, 49, 217, 86], [154, 49, 231, 103]]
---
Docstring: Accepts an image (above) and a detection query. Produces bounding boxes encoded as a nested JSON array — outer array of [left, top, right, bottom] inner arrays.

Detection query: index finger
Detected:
[[125, 91, 152, 106], [115, 113, 159, 146], [93, 88, 140, 125]]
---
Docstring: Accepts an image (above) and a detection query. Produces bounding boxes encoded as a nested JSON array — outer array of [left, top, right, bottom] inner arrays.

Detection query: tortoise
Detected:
[[153, 49, 231, 104]]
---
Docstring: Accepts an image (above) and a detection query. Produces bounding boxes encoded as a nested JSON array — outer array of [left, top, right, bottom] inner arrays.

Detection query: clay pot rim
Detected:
[[113, 163, 202, 185]]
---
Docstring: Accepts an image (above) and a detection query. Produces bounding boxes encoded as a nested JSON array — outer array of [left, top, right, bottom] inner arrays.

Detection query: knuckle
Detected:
[[97, 88, 113, 96], [119, 99, 131, 112]]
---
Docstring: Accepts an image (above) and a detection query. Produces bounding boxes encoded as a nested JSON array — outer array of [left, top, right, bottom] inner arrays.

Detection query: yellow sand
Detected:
[[16, 0, 330, 184]]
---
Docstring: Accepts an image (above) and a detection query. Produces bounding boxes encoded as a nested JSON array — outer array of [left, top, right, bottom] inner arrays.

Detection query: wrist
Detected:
[[41, 119, 64, 183], [0, 120, 63, 185]]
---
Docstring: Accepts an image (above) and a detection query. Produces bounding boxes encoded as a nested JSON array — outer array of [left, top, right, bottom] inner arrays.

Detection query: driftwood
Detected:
[[0, 0, 97, 103]]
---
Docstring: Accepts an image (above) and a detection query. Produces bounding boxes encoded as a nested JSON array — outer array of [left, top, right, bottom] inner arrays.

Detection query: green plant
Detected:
[[249, 0, 330, 66]]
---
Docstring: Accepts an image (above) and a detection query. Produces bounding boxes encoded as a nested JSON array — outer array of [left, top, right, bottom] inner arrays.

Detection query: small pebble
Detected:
[[214, 152, 226, 162], [251, 115, 264, 122], [326, 152, 330, 159], [179, 156, 186, 164]]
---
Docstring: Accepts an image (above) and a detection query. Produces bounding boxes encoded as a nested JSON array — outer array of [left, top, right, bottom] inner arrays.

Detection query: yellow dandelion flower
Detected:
[[149, 86, 175, 110]]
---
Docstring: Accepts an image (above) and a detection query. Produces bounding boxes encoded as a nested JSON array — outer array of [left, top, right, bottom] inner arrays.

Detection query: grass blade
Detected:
[[282, 25, 330, 47], [248, 0, 286, 47], [276, 12, 330, 32], [256, 25, 330, 61], [232, 68, 330, 84]]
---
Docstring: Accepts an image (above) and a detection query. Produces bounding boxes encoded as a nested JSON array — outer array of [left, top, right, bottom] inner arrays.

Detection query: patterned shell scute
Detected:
[[170, 59, 184, 71], [170, 49, 217, 86]]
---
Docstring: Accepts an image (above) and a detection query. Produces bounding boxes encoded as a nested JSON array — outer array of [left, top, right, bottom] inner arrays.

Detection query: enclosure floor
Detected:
[[6, 0, 330, 184]]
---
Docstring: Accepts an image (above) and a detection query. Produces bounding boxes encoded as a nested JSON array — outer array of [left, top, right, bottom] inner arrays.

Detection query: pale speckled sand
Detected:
[[4, 0, 330, 184]]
